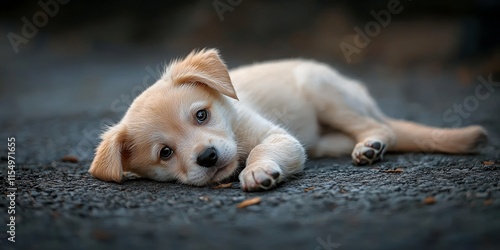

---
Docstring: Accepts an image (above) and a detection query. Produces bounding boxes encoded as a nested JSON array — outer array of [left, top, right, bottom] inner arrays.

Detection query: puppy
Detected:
[[89, 49, 488, 191]]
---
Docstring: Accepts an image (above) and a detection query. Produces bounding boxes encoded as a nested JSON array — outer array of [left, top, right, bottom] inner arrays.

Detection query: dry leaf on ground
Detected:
[[384, 168, 403, 173], [482, 161, 495, 166], [423, 196, 436, 205], [213, 183, 232, 189], [237, 197, 261, 208], [61, 155, 79, 163]]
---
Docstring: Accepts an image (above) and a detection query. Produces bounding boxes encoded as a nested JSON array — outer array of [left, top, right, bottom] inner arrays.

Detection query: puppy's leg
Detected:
[[309, 133, 355, 158], [295, 62, 394, 165], [322, 110, 395, 165], [295, 61, 487, 164], [348, 118, 394, 165], [239, 127, 306, 191], [387, 119, 488, 154], [235, 109, 306, 191]]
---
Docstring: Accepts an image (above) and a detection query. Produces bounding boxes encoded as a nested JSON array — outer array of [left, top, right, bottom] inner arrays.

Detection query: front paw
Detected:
[[239, 161, 282, 192]]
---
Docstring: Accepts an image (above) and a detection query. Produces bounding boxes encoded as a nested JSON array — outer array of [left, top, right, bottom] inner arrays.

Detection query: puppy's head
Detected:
[[89, 49, 240, 186]]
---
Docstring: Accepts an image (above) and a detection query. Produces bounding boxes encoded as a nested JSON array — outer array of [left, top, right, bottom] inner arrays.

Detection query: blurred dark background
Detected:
[[1, 0, 499, 123], [2, 2, 500, 249]]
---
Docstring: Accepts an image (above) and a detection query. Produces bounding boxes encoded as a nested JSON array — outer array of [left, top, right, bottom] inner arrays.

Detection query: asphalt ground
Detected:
[[1, 65, 499, 250]]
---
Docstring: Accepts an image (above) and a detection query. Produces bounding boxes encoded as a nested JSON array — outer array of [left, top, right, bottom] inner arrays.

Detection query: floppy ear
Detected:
[[167, 48, 238, 100], [88, 124, 130, 182]]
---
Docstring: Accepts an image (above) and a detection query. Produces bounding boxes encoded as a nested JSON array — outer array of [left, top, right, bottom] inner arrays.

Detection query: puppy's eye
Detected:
[[159, 146, 173, 160], [195, 109, 209, 124]]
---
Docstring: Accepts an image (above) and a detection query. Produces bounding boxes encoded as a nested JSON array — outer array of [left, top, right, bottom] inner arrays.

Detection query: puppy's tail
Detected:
[[387, 119, 488, 154]]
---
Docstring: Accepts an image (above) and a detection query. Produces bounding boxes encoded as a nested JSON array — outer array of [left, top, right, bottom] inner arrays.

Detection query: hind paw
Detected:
[[352, 139, 387, 165]]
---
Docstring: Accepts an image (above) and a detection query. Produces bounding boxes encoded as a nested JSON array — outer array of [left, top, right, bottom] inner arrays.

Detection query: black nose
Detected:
[[196, 147, 218, 168]]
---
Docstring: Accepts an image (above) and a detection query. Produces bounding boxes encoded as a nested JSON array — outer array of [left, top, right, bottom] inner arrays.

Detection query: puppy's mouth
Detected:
[[206, 160, 238, 183], [187, 145, 238, 186], [209, 162, 233, 178]]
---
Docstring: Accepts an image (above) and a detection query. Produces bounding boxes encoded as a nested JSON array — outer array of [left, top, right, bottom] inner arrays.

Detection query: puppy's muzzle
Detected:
[[196, 147, 218, 168]]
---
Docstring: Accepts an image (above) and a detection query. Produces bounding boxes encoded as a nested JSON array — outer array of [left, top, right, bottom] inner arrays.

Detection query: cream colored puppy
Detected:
[[89, 49, 487, 191]]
